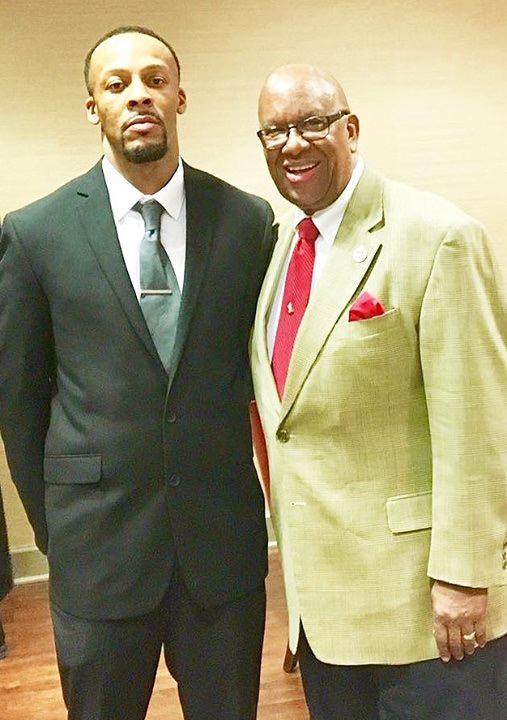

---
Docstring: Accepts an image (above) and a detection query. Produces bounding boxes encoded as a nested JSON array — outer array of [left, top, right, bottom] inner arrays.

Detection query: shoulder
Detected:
[[4, 164, 102, 232], [183, 162, 273, 221], [382, 175, 482, 236], [377, 174, 496, 283]]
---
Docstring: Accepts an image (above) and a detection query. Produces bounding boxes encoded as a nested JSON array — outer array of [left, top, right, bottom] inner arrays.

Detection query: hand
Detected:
[[431, 580, 488, 662]]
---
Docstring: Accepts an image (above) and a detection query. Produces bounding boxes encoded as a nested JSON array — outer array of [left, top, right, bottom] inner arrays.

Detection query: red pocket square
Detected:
[[349, 291, 385, 322]]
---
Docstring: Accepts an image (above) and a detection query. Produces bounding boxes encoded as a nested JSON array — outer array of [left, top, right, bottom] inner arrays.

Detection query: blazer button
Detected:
[[168, 474, 181, 487], [277, 428, 290, 443], [166, 412, 177, 423]]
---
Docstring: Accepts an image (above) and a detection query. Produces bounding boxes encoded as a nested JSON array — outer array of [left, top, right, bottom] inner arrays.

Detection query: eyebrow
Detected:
[[102, 63, 169, 77]]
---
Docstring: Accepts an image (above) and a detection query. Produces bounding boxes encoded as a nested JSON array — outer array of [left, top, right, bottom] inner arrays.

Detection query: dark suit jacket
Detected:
[[0, 162, 274, 619], [0, 221, 13, 603]]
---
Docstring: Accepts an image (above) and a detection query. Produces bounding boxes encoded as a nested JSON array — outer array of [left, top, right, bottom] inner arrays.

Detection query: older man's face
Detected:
[[258, 74, 358, 215]]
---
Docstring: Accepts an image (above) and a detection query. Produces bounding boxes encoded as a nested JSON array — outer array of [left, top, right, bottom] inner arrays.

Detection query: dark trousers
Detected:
[[298, 626, 507, 720], [0, 485, 13, 602], [51, 569, 266, 720]]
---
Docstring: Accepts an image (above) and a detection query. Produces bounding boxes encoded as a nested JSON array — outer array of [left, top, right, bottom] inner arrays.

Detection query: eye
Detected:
[[150, 76, 166, 87], [263, 127, 284, 140], [300, 116, 327, 133], [106, 79, 125, 93]]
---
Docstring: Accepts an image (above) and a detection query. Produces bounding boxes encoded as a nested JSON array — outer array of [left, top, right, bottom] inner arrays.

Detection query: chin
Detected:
[[127, 147, 167, 164], [123, 140, 168, 165], [284, 188, 312, 214]]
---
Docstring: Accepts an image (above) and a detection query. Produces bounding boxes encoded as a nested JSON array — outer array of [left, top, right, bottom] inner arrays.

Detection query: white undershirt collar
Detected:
[[102, 155, 185, 220]]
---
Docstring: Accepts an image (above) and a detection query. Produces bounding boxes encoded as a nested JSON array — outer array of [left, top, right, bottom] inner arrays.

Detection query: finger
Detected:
[[433, 621, 451, 662], [448, 624, 464, 660], [461, 626, 477, 656], [474, 619, 487, 649]]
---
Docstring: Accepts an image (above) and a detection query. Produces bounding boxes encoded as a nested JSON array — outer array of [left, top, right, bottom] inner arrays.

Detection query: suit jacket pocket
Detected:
[[337, 307, 401, 340], [386, 490, 432, 534], [44, 455, 102, 485]]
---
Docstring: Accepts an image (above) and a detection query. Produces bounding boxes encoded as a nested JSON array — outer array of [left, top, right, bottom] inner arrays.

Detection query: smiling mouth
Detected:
[[284, 162, 319, 183]]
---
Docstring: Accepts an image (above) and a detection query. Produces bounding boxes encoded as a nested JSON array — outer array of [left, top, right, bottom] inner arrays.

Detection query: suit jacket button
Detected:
[[277, 428, 290, 443], [168, 474, 181, 487], [167, 412, 177, 423]]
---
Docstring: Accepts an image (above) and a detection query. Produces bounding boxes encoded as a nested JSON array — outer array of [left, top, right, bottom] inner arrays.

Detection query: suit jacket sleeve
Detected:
[[245, 207, 276, 324], [420, 218, 507, 587], [0, 216, 53, 553], [241, 202, 275, 372]]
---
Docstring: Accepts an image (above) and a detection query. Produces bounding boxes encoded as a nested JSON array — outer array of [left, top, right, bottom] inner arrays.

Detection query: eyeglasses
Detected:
[[257, 110, 350, 150]]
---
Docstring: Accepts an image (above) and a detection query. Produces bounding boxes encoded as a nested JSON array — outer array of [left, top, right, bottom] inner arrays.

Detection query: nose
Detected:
[[281, 127, 310, 155], [126, 77, 153, 110]]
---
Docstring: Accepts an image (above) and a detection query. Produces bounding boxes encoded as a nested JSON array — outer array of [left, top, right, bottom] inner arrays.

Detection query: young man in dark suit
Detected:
[[0, 26, 274, 720]]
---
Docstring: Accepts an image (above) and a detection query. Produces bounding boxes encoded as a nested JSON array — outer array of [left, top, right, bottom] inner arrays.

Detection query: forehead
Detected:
[[259, 76, 337, 126], [90, 32, 176, 80]]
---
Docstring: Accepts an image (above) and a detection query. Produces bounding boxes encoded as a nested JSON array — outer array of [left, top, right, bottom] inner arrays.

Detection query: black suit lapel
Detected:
[[74, 161, 218, 386], [74, 163, 164, 370], [166, 163, 217, 389]]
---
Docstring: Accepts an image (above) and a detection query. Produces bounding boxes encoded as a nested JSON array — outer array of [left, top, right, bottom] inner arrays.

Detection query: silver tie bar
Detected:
[[140, 289, 173, 297]]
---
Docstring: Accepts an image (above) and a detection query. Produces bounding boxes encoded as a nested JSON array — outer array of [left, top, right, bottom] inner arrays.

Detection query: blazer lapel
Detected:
[[281, 168, 385, 420], [75, 163, 163, 369], [165, 163, 216, 389]]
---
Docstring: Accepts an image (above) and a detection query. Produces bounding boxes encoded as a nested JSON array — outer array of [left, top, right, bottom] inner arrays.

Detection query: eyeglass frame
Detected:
[[257, 109, 351, 150]]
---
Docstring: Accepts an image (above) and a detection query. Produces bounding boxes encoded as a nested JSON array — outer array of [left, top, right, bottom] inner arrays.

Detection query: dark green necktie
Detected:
[[136, 200, 181, 371]]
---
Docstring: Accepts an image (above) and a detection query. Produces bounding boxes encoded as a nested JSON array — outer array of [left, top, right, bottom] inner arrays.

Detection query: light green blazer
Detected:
[[251, 168, 507, 664]]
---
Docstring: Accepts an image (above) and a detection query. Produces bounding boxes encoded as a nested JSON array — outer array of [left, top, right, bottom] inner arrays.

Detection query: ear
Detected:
[[86, 96, 100, 126], [347, 114, 360, 153], [177, 87, 187, 115]]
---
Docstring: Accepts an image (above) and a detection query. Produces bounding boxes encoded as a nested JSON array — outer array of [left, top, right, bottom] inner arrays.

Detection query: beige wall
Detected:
[[1, 0, 506, 561]]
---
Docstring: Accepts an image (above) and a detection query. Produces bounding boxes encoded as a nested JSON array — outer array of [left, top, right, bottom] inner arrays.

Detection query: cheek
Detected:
[[97, 105, 115, 126], [266, 155, 280, 180], [329, 144, 350, 174]]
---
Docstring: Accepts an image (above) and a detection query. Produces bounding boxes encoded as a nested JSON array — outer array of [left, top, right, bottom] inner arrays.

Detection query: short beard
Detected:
[[122, 135, 168, 165]]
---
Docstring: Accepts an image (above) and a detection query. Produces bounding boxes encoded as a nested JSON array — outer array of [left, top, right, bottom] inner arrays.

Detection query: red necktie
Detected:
[[271, 217, 319, 397]]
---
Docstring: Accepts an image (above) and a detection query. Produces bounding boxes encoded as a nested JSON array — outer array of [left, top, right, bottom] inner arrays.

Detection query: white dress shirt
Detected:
[[102, 156, 186, 297], [267, 156, 364, 359]]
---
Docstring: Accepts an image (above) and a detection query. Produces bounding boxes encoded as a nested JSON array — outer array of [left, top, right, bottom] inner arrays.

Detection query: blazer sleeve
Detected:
[[0, 216, 54, 553], [419, 218, 507, 587]]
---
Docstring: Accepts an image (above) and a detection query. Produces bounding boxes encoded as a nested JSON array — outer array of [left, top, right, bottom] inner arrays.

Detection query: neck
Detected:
[[105, 149, 179, 195]]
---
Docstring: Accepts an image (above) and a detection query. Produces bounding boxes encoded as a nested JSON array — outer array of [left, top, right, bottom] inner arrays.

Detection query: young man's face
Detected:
[[86, 32, 186, 167]]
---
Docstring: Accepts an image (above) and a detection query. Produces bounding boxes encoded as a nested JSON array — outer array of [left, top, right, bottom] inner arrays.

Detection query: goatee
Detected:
[[123, 140, 168, 164]]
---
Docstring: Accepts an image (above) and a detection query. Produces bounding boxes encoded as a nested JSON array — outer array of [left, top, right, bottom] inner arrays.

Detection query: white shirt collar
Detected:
[[292, 155, 364, 245], [102, 156, 185, 222]]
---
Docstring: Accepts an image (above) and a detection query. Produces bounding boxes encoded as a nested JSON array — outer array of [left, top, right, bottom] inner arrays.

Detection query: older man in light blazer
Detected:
[[251, 64, 507, 720]]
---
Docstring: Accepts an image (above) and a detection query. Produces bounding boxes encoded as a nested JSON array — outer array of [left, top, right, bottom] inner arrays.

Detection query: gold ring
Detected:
[[463, 631, 476, 641]]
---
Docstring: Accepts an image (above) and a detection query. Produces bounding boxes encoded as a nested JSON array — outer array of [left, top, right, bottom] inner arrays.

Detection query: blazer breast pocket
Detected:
[[316, 306, 414, 406], [44, 454, 102, 485], [325, 308, 404, 353], [336, 307, 402, 341]]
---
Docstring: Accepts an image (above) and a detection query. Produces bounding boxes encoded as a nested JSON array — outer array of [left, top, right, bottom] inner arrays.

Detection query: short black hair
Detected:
[[84, 25, 181, 94]]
